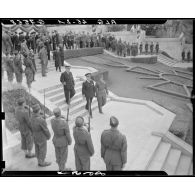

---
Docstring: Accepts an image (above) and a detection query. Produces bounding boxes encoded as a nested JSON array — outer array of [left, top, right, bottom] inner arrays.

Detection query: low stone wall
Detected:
[[129, 56, 157, 64], [64, 47, 103, 59]]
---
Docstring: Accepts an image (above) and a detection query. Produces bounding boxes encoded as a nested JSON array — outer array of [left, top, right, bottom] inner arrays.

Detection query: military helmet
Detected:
[[75, 116, 84, 127], [110, 116, 119, 127]]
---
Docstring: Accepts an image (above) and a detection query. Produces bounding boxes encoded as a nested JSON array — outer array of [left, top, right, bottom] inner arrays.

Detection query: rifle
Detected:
[[66, 91, 70, 122], [28, 87, 31, 116], [43, 89, 46, 120], [88, 98, 91, 133]]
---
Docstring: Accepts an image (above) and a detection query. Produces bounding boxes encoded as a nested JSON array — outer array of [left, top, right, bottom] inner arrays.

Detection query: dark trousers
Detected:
[[47, 50, 50, 60], [35, 142, 47, 164], [56, 66, 61, 72], [97, 94, 106, 113], [106, 163, 122, 171], [85, 97, 93, 116], [64, 88, 75, 104], [54, 146, 68, 171], [20, 132, 33, 151]]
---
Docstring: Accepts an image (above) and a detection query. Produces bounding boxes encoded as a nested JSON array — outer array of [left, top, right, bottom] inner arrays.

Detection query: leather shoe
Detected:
[[38, 161, 52, 167]]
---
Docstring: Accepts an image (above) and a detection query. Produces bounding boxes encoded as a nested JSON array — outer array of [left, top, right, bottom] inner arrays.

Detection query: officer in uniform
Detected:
[[51, 108, 72, 171], [23, 52, 35, 88], [29, 49, 37, 81], [139, 42, 143, 54], [38, 42, 48, 77], [145, 42, 148, 54], [150, 42, 154, 55], [5, 52, 14, 83], [95, 75, 108, 114], [155, 42, 159, 54], [73, 116, 94, 170], [15, 98, 35, 158], [82, 73, 96, 118], [182, 49, 185, 62], [187, 50, 191, 62], [60, 63, 75, 105], [31, 104, 51, 167], [13, 50, 23, 84], [101, 116, 127, 171], [53, 46, 62, 72]]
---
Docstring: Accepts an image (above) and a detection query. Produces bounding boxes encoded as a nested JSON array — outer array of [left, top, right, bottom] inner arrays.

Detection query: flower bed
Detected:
[[3, 88, 53, 133], [64, 47, 103, 59]]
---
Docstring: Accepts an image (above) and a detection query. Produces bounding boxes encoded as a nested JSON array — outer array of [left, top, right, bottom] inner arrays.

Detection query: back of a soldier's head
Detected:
[[110, 116, 119, 128], [53, 107, 61, 117], [75, 116, 84, 127]]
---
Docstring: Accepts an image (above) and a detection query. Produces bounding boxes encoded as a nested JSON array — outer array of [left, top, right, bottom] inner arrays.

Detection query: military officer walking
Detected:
[[13, 50, 23, 85], [60, 63, 75, 105], [5, 52, 14, 83], [15, 98, 35, 158], [101, 116, 127, 171], [38, 42, 48, 77], [95, 75, 108, 114], [73, 116, 94, 170], [145, 42, 148, 54], [51, 108, 72, 171], [31, 104, 51, 167], [82, 73, 96, 118]]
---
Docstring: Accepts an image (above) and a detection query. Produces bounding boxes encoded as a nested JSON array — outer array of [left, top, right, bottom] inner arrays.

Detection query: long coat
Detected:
[[101, 128, 127, 166], [53, 50, 62, 68], [5, 56, 14, 82], [31, 112, 51, 145], [13, 55, 23, 83], [60, 71, 75, 90], [82, 80, 96, 98], [51, 116, 72, 147]]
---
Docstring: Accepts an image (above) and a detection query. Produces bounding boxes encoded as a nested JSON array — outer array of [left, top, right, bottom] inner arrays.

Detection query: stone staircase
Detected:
[[158, 53, 178, 67], [38, 78, 100, 123], [130, 132, 193, 175]]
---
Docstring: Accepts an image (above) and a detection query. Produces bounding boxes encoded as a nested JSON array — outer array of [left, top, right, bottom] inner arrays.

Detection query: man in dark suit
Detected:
[[51, 108, 72, 171], [101, 116, 127, 171], [82, 73, 96, 118], [60, 63, 75, 105], [73, 116, 94, 170], [31, 104, 51, 167]]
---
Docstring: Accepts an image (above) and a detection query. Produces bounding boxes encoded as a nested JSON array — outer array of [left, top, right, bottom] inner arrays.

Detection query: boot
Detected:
[[38, 161, 52, 167]]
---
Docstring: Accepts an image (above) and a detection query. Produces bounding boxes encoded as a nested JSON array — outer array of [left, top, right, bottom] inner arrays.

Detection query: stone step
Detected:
[[175, 155, 192, 175], [158, 54, 177, 63], [188, 162, 193, 175], [147, 142, 171, 171], [158, 58, 175, 65], [55, 91, 82, 107], [58, 96, 83, 110], [45, 85, 82, 98], [162, 148, 181, 175], [129, 136, 162, 170]]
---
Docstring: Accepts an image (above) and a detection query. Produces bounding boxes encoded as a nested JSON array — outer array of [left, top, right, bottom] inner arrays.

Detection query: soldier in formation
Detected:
[[13, 50, 23, 85], [73, 116, 94, 171], [31, 104, 51, 167], [38, 42, 48, 77], [51, 108, 72, 171], [101, 116, 127, 170], [15, 98, 35, 158], [82, 73, 96, 118], [95, 75, 108, 114]]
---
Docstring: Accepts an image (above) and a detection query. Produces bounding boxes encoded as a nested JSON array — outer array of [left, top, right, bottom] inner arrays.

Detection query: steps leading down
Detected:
[[130, 133, 193, 175], [158, 54, 178, 67]]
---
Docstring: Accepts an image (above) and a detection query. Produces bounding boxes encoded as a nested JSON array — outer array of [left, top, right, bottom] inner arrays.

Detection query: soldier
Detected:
[[13, 32, 20, 51], [23, 53, 35, 88], [60, 63, 75, 105], [187, 50, 191, 62], [73, 116, 94, 170], [5, 52, 14, 83], [182, 50, 185, 62], [31, 104, 51, 167], [101, 116, 127, 171], [51, 108, 72, 171], [95, 75, 108, 114], [13, 50, 23, 84], [139, 42, 143, 54], [2, 31, 13, 54], [15, 98, 35, 158], [21, 39, 29, 56], [145, 42, 148, 54], [127, 43, 131, 56], [59, 44, 65, 67], [82, 73, 96, 118], [44, 37, 51, 61], [38, 42, 48, 77], [155, 42, 159, 54], [53, 47, 62, 72], [29, 49, 37, 81], [150, 42, 154, 55]]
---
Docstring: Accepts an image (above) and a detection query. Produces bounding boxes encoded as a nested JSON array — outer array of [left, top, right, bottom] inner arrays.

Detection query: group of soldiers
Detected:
[[181, 49, 192, 62]]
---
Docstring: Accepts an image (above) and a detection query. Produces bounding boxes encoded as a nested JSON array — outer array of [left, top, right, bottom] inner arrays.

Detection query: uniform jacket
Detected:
[[73, 126, 94, 157], [53, 50, 62, 67], [95, 80, 108, 96], [82, 80, 96, 98], [23, 57, 35, 75], [51, 116, 72, 147], [38, 47, 48, 65], [13, 55, 23, 74], [15, 105, 32, 135], [101, 128, 127, 165], [60, 71, 75, 90], [31, 112, 51, 144]]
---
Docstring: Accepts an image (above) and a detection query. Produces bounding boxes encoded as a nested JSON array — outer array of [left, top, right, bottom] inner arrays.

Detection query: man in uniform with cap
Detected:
[[150, 42, 154, 55], [139, 42, 143, 55], [38, 42, 48, 77], [13, 50, 23, 85], [82, 73, 96, 118], [155, 42, 159, 54], [60, 63, 75, 105], [95, 75, 108, 114], [15, 98, 35, 158], [51, 108, 72, 171], [145, 42, 148, 54], [101, 116, 127, 171], [31, 104, 51, 167], [4, 52, 14, 83], [73, 116, 94, 170]]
